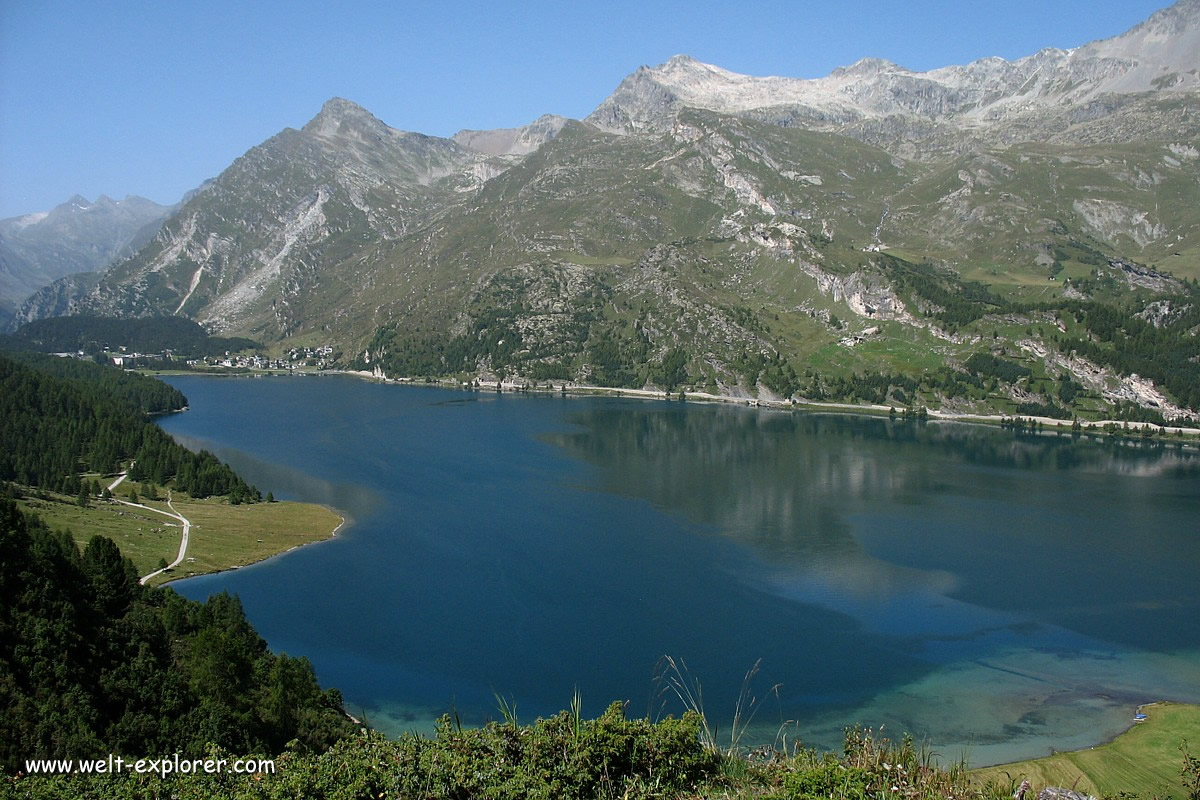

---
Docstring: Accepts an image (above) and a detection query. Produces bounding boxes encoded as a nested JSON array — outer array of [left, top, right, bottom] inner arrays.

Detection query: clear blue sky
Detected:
[[0, 0, 1173, 219]]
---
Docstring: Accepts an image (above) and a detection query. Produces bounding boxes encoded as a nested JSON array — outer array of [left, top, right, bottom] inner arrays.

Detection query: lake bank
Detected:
[[17, 486, 345, 585], [147, 364, 1200, 440], [970, 701, 1200, 796], [331, 369, 1200, 442]]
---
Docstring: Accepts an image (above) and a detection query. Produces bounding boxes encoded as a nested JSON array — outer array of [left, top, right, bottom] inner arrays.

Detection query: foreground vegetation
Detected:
[[0, 499, 356, 776], [11, 702, 1200, 799], [2, 708, 990, 800]]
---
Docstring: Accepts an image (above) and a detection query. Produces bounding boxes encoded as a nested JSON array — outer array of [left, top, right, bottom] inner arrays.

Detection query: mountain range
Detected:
[[0, 195, 172, 322], [12, 0, 1200, 419]]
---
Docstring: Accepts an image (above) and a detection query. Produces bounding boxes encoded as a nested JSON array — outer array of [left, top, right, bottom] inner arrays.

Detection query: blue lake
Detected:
[[159, 374, 1200, 766]]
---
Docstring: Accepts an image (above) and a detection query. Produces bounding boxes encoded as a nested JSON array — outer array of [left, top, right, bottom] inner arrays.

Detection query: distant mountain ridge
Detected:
[[0, 194, 172, 318], [13, 1, 1200, 420], [452, 115, 570, 156], [587, 0, 1200, 145]]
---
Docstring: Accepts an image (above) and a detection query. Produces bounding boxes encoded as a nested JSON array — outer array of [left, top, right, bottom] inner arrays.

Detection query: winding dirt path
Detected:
[[106, 467, 192, 585], [131, 491, 191, 585]]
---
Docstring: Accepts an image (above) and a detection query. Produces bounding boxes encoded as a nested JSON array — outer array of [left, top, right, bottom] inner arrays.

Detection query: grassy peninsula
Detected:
[[1, 351, 343, 585], [15, 485, 342, 586]]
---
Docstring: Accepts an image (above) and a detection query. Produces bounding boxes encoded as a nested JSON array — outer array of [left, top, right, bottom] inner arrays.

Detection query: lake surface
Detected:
[[159, 375, 1200, 766]]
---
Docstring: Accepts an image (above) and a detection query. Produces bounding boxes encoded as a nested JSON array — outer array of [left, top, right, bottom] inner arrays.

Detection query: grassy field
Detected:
[[969, 702, 1200, 797], [149, 495, 341, 586], [17, 490, 181, 576], [16, 486, 342, 586]]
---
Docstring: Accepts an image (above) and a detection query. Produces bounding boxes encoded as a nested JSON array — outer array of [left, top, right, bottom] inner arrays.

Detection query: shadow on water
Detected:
[[168, 431, 380, 521]]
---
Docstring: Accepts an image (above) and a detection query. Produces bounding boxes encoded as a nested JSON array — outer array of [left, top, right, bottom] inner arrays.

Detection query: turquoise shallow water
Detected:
[[159, 375, 1200, 766]]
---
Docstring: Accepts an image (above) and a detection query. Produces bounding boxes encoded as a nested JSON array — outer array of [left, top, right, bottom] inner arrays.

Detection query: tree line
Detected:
[[0, 352, 259, 501], [2, 315, 260, 358], [0, 498, 355, 773]]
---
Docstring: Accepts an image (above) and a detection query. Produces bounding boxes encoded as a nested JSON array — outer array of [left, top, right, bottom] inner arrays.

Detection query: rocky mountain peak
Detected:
[[302, 97, 393, 140], [587, 2, 1200, 138], [830, 58, 906, 78], [1141, 0, 1200, 35], [61, 195, 92, 210], [662, 53, 700, 68], [1, 192, 172, 311], [451, 113, 569, 156], [653, 54, 725, 78]]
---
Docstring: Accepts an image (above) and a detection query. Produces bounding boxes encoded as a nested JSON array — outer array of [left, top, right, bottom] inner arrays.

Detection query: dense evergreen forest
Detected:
[[0, 498, 356, 773], [0, 317, 353, 786], [0, 353, 259, 501], [1, 316, 259, 358]]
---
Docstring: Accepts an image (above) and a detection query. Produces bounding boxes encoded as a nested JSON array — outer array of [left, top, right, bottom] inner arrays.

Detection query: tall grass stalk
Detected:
[[569, 686, 583, 741], [493, 692, 519, 725], [652, 655, 779, 755]]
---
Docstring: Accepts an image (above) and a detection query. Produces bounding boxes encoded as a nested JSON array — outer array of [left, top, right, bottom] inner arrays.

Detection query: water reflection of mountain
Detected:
[[550, 407, 1200, 650], [553, 409, 1194, 555]]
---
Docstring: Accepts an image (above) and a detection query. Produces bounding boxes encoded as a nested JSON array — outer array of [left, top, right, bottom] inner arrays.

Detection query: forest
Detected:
[[1058, 300, 1200, 412], [0, 498, 356, 774], [1, 315, 259, 359], [0, 352, 259, 501], [0, 347, 353, 778]]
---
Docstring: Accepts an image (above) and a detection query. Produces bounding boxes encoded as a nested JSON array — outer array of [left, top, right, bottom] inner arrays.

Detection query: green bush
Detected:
[[771, 757, 870, 799], [8, 703, 718, 800]]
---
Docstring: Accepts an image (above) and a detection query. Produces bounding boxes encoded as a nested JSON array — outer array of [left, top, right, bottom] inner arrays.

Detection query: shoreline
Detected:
[[968, 701, 1198, 793], [155, 500, 348, 587], [970, 700, 1156, 771], [330, 369, 1200, 441], [159, 366, 1200, 437]]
